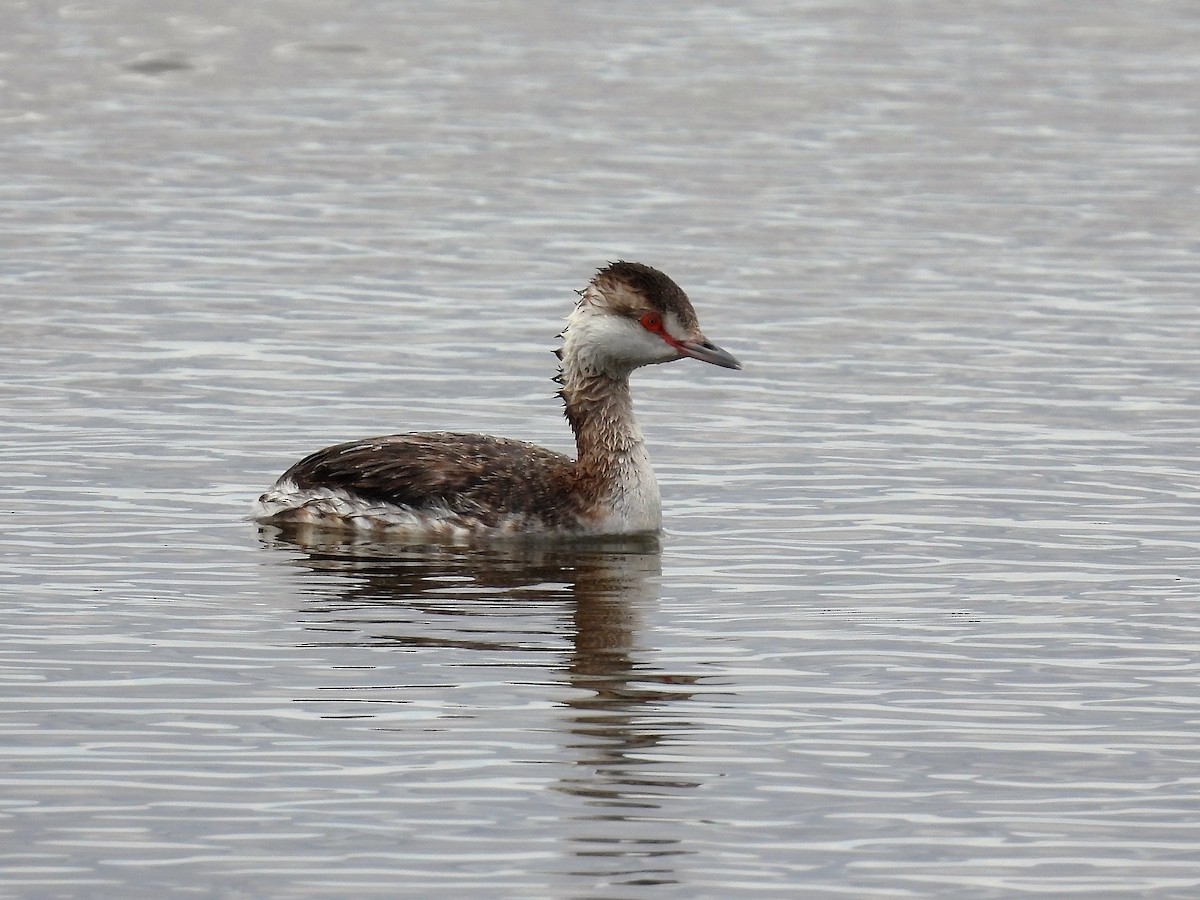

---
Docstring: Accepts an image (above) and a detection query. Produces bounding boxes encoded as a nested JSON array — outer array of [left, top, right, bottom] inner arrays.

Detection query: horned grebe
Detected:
[[252, 261, 740, 538]]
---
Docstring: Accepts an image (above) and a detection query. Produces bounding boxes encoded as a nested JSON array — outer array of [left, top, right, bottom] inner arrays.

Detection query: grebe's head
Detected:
[[563, 261, 741, 377]]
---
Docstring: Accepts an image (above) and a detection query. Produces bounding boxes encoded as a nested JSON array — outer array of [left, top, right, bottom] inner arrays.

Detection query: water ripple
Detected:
[[3, 0, 1200, 896]]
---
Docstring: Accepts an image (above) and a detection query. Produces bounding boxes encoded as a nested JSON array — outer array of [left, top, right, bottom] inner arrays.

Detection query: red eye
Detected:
[[639, 312, 662, 332]]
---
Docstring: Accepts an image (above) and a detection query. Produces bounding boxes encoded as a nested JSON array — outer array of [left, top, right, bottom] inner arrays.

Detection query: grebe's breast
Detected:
[[253, 432, 597, 537], [584, 442, 662, 535]]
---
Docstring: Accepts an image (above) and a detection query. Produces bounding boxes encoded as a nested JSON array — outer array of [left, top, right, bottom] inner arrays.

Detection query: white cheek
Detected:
[[567, 313, 676, 373], [606, 319, 674, 362]]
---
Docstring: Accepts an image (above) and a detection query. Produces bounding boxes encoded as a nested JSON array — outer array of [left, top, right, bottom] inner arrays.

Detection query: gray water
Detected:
[[3, 1, 1200, 897]]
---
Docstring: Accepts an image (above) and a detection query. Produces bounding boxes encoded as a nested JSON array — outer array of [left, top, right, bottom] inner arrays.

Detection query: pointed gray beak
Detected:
[[676, 337, 741, 370]]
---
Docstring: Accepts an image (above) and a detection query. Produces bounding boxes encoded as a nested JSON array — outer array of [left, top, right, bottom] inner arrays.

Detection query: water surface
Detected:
[[3, 1, 1200, 896]]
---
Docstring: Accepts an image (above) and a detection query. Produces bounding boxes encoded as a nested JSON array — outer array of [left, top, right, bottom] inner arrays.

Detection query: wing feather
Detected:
[[279, 432, 577, 526]]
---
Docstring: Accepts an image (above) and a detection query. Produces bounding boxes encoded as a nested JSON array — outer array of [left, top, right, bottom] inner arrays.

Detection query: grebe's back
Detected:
[[253, 261, 740, 539], [256, 432, 580, 535]]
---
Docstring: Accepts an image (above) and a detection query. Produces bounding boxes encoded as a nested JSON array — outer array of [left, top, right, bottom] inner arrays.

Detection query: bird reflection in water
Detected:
[[259, 524, 700, 888]]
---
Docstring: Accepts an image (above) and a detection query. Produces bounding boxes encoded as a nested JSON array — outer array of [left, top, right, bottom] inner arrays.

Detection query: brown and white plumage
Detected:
[[252, 261, 740, 539]]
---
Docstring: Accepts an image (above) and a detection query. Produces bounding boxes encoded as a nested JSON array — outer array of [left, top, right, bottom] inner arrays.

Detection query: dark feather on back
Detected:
[[281, 432, 579, 527]]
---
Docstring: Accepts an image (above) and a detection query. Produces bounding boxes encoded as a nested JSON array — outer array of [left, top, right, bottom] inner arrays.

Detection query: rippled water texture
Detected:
[[3, 1, 1200, 896]]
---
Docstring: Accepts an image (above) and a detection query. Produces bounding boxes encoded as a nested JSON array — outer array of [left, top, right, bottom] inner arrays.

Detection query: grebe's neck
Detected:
[[560, 368, 644, 469], [556, 299, 661, 531], [557, 290, 649, 468]]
